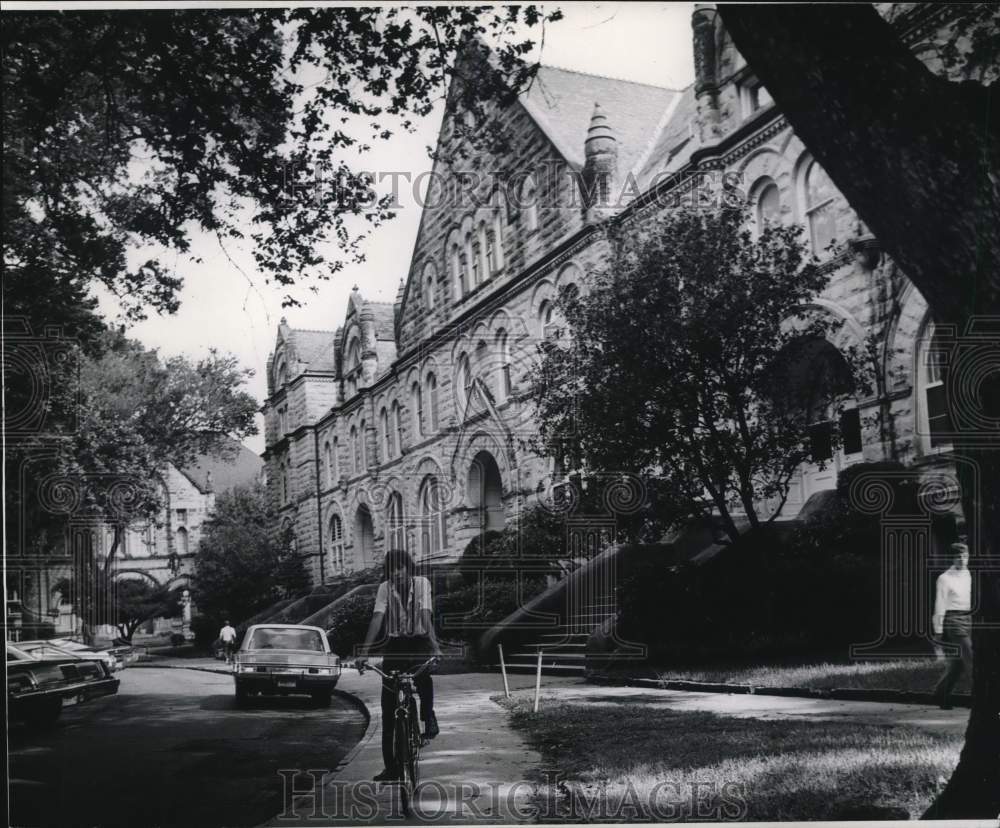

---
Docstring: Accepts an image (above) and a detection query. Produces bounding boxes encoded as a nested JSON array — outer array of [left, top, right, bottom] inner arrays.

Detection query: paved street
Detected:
[[8, 666, 367, 828]]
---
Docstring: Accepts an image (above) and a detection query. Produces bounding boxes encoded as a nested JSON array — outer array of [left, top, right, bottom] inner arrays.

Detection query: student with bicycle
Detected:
[[356, 548, 441, 782]]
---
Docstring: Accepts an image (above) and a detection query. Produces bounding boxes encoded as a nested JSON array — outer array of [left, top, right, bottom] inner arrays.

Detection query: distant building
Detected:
[[262, 5, 969, 585], [6, 440, 262, 640]]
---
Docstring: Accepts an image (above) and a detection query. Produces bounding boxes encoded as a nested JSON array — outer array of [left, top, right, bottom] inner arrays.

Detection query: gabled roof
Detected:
[[180, 439, 263, 494], [635, 83, 700, 187], [287, 328, 337, 373], [521, 65, 680, 174], [368, 302, 396, 340]]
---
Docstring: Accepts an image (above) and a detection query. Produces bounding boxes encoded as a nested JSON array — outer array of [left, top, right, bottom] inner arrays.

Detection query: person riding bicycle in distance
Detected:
[[356, 548, 441, 782]]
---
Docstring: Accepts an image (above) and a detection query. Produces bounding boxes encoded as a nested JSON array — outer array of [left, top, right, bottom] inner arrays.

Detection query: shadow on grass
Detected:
[[499, 696, 961, 821]]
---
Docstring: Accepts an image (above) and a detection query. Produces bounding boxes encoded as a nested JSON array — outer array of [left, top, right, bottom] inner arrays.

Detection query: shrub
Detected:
[[325, 592, 376, 659], [617, 523, 884, 666], [435, 578, 546, 644]]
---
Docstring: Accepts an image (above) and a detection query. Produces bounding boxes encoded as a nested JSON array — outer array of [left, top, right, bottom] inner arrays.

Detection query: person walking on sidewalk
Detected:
[[356, 548, 441, 782], [932, 542, 972, 709], [219, 620, 238, 664]]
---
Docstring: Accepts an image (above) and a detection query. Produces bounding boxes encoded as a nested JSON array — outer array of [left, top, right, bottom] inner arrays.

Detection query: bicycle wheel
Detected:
[[394, 711, 416, 816], [406, 697, 421, 781]]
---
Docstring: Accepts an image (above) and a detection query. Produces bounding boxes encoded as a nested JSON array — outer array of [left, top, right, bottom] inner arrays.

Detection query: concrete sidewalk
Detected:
[[263, 668, 582, 826]]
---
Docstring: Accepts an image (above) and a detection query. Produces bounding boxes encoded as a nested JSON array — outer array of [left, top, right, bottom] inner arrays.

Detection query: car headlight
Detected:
[[236, 664, 254, 673], [313, 668, 333, 676]]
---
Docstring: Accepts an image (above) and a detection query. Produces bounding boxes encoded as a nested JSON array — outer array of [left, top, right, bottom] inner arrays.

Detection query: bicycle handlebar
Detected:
[[357, 657, 438, 680]]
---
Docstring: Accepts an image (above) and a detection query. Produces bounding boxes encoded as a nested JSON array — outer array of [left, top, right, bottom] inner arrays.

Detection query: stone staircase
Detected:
[[493, 595, 618, 676]]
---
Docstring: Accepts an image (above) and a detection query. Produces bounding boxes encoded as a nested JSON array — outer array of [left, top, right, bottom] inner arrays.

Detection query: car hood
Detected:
[[237, 651, 339, 667]]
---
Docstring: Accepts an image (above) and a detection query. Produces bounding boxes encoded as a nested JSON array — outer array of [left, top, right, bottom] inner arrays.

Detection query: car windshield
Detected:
[[247, 628, 324, 652], [7, 644, 37, 661]]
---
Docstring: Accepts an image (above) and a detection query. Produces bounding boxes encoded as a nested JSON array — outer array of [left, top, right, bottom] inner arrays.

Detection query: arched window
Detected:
[[491, 210, 504, 271], [379, 407, 390, 463], [281, 462, 289, 503], [450, 234, 466, 300], [755, 180, 781, 234], [411, 381, 423, 438], [457, 353, 473, 412], [391, 401, 403, 456], [276, 360, 288, 388], [919, 321, 954, 450], [176, 526, 189, 556], [331, 437, 339, 483], [329, 514, 345, 573], [467, 228, 480, 288], [521, 174, 538, 232], [539, 298, 559, 340], [804, 159, 838, 257], [419, 476, 448, 560], [477, 219, 490, 282], [358, 419, 366, 471], [347, 339, 361, 371], [323, 441, 333, 487], [350, 425, 360, 474], [423, 262, 437, 311], [497, 329, 512, 402], [386, 492, 405, 551], [426, 373, 439, 432]]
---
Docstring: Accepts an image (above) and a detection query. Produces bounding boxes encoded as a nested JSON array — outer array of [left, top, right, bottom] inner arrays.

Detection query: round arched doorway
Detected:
[[467, 450, 505, 533]]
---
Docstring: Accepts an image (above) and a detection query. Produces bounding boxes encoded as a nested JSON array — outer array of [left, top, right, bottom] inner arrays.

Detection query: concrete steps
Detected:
[[492, 599, 616, 676]]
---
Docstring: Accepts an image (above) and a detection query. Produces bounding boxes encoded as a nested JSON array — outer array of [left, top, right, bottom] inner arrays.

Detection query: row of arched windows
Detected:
[[325, 476, 449, 574], [417, 175, 539, 312], [750, 156, 840, 258]]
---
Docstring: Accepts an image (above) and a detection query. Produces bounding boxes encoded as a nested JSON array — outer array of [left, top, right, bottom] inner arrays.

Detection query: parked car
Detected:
[[233, 624, 340, 707], [7, 642, 120, 728], [17, 639, 120, 672]]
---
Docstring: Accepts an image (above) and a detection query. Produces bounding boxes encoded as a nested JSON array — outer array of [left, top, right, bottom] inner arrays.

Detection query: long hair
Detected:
[[383, 547, 415, 581]]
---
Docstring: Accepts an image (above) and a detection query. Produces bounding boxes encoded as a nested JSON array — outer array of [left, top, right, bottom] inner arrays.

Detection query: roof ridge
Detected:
[[538, 62, 679, 92], [291, 327, 337, 335]]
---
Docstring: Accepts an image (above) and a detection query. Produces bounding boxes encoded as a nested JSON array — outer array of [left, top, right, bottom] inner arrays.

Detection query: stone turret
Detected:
[[359, 304, 378, 386], [394, 278, 405, 331], [581, 102, 618, 224], [692, 4, 721, 141]]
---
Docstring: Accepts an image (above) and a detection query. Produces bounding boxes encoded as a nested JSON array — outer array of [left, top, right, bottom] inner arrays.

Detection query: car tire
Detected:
[[311, 690, 332, 708], [22, 697, 63, 729], [235, 681, 250, 707]]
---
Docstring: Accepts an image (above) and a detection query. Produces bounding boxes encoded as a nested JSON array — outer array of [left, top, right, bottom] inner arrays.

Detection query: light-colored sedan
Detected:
[[17, 639, 119, 673], [233, 624, 341, 707]]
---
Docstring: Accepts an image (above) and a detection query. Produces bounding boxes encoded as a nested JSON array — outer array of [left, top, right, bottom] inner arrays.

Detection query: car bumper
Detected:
[[10, 676, 121, 707], [235, 673, 339, 693]]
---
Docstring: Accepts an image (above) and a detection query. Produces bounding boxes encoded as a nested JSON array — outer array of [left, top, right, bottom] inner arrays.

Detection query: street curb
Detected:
[[617, 676, 973, 709], [132, 661, 233, 676]]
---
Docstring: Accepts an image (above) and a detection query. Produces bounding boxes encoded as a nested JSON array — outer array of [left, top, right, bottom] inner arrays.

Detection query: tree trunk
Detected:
[[718, 5, 1000, 816]]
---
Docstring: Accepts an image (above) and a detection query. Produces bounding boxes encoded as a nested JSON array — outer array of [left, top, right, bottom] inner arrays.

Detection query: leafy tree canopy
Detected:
[[9, 330, 259, 572], [2, 5, 562, 339], [52, 575, 183, 643], [194, 483, 309, 625], [531, 206, 874, 542]]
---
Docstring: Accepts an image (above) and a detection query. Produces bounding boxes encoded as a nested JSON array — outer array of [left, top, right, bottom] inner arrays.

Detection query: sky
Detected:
[[95, 3, 696, 454]]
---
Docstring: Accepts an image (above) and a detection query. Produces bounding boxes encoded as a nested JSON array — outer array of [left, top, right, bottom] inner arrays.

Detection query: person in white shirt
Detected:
[[356, 548, 441, 782], [932, 543, 972, 709], [219, 621, 238, 664]]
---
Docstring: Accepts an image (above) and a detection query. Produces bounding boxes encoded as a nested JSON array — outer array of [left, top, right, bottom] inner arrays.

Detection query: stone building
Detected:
[[263, 4, 966, 586]]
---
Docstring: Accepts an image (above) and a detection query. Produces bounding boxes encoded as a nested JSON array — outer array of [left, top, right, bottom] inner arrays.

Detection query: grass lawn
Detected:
[[655, 658, 972, 695], [498, 693, 961, 822]]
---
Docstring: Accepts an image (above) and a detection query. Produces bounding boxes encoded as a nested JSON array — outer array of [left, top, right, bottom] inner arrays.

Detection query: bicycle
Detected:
[[357, 657, 437, 815]]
